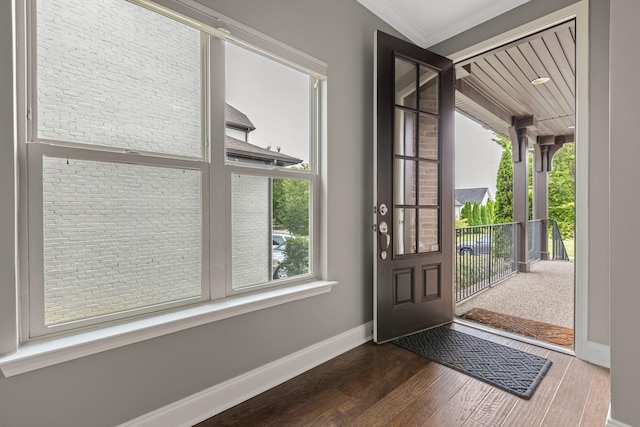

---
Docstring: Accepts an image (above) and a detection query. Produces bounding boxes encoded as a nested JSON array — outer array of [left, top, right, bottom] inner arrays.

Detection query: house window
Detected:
[[225, 42, 317, 291], [23, 0, 325, 339]]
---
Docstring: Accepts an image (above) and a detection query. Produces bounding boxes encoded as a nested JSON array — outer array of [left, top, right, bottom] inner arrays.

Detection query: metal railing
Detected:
[[455, 223, 518, 302], [552, 219, 570, 261], [528, 219, 542, 262]]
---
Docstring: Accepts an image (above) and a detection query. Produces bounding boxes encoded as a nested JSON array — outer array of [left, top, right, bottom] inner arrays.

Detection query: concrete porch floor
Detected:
[[455, 260, 575, 329]]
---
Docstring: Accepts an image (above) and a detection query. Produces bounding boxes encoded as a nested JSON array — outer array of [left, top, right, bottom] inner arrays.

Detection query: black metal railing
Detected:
[[552, 219, 570, 261], [455, 223, 518, 302], [528, 219, 542, 261]]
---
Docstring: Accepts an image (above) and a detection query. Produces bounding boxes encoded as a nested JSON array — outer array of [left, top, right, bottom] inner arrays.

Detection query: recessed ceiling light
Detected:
[[568, 125, 575, 129], [531, 76, 551, 85]]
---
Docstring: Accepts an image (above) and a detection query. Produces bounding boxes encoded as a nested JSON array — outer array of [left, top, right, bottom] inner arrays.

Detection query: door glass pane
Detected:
[[395, 58, 416, 108], [418, 161, 438, 206], [419, 66, 439, 114], [42, 156, 202, 326], [394, 109, 416, 156], [393, 159, 416, 205], [418, 208, 439, 253], [36, 0, 203, 157], [419, 115, 438, 159], [394, 208, 416, 255]]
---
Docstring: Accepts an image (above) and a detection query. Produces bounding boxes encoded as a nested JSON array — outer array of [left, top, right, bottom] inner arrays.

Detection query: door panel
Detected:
[[374, 31, 454, 343]]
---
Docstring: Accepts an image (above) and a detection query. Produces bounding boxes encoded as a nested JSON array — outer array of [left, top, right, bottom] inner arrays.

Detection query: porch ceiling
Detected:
[[455, 20, 576, 142]]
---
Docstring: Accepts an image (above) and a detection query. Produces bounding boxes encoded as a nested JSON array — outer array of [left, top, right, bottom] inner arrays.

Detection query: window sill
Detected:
[[0, 280, 336, 377]]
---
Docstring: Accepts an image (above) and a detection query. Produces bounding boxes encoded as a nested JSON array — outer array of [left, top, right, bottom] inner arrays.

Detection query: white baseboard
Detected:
[[119, 321, 374, 427], [586, 340, 610, 368]]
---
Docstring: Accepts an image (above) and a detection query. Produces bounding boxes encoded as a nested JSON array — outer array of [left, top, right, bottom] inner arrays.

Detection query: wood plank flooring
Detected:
[[196, 324, 610, 427]]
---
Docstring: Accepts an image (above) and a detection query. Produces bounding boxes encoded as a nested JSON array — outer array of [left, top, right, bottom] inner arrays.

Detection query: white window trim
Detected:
[[0, 280, 336, 377], [26, 143, 212, 339], [3, 0, 333, 373]]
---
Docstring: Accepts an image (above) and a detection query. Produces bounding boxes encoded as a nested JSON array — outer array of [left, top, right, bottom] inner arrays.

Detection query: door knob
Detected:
[[379, 221, 390, 259]]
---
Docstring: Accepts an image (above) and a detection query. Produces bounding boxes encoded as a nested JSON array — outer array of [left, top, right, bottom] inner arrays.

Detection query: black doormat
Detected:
[[394, 327, 552, 399]]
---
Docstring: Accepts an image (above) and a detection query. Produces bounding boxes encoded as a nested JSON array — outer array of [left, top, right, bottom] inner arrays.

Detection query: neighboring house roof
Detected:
[[455, 188, 492, 206], [226, 135, 302, 166], [226, 104, 256, 131]]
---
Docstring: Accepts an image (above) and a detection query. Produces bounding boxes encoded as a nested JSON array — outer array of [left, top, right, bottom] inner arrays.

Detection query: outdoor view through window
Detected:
[[226, 43, 314, 289]]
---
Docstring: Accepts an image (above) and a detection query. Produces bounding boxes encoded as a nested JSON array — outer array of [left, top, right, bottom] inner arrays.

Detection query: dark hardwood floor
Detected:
[[196, 323, 610, 426]]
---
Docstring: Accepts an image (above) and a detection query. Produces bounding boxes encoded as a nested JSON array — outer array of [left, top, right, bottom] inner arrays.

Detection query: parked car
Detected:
[[272, 242, 288, 279], [272, 233, 292, 249], [457, 235, 491, 255]]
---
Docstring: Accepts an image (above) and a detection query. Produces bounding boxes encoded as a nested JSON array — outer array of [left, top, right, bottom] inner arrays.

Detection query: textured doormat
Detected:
[[459, 308, 574, 348], [394, 327, 552, 399]]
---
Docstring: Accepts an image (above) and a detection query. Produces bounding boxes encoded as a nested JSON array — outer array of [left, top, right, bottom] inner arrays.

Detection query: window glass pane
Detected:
[[226, 43, 311, 167], [232, 174, 310, 289], [419, 115, 438, 159], [418, 161, 438, 206], [418, 209, 439, 253], [394, 208, 416, 255], [395, 57, 416, 108], [393, 159, 416, 206], [36, 0, 202, 157], [231, 174, 270, 288], [42, 156, 202, 325], [419, 66, 439, 114], [394, 109, 416, 156]]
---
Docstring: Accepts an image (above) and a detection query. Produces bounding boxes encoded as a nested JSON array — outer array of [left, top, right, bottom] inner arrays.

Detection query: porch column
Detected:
[[509, 117, 536, 273], [533, 136, 566, 261]]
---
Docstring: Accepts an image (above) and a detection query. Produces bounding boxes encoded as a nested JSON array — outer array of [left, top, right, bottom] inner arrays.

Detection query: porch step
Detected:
[[459, 308, 574, 348]]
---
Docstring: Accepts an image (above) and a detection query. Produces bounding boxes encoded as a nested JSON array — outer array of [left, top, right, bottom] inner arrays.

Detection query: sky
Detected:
[[454, 112, 503, 199], [225, 43, 311, 164]]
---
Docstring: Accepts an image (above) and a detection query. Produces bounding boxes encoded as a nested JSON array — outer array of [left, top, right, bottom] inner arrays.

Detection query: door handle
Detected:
[[378, 221, 390, 259]]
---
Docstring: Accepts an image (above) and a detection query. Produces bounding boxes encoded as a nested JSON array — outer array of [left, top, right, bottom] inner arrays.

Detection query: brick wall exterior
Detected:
[[42, 157, 202, 325], [231, 174, 270, 288], [36, 0, 202, 157]]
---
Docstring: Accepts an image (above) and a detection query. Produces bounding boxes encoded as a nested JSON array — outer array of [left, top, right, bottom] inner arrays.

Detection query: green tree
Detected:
[[493, 134, 513, 223], [272, 177, 286, 230], [485, 199, 495, 224], [460, 201, 472, 222], [480, 204, 488, 225], [548, 144, 575, 238], [282, 237, 309, 276], [471, 202, 481, 226], [272, 164, 310, 235]]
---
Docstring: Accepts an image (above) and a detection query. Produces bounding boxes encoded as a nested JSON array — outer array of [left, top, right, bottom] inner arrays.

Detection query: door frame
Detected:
[[447, 1, 590, 362]]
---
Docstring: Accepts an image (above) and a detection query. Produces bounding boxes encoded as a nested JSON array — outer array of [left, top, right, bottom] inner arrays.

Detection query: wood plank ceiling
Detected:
[[455, 20, 576, 143]]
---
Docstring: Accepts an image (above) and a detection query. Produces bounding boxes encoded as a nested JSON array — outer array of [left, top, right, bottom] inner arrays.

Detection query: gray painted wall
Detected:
[[0, 1, 401, 425], [610, 0, 640, 425], [0, 0, 16, 357], [431, 0, 611, 346]]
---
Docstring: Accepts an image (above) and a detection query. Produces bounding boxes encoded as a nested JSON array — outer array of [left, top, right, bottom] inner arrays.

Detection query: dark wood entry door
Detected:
[[373, 31, 455, 343]]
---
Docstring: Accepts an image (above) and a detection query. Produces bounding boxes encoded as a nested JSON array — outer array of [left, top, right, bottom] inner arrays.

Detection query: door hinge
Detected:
[[373, 205, 377, 215], [372, 223, 377, 232]]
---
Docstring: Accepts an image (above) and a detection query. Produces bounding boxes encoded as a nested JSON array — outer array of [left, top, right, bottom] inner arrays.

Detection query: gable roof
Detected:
[[226, 104, 256, 132], [225, 135, 302, 166], [455, 188, 492, 206]]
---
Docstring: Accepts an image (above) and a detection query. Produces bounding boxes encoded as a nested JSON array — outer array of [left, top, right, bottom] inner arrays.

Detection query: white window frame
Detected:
[[17, 0, 328, 342], [225, 165, 319, 295]]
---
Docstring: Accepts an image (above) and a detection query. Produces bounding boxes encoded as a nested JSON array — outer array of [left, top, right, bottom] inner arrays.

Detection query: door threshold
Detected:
[[454, 317, 575, 356]]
